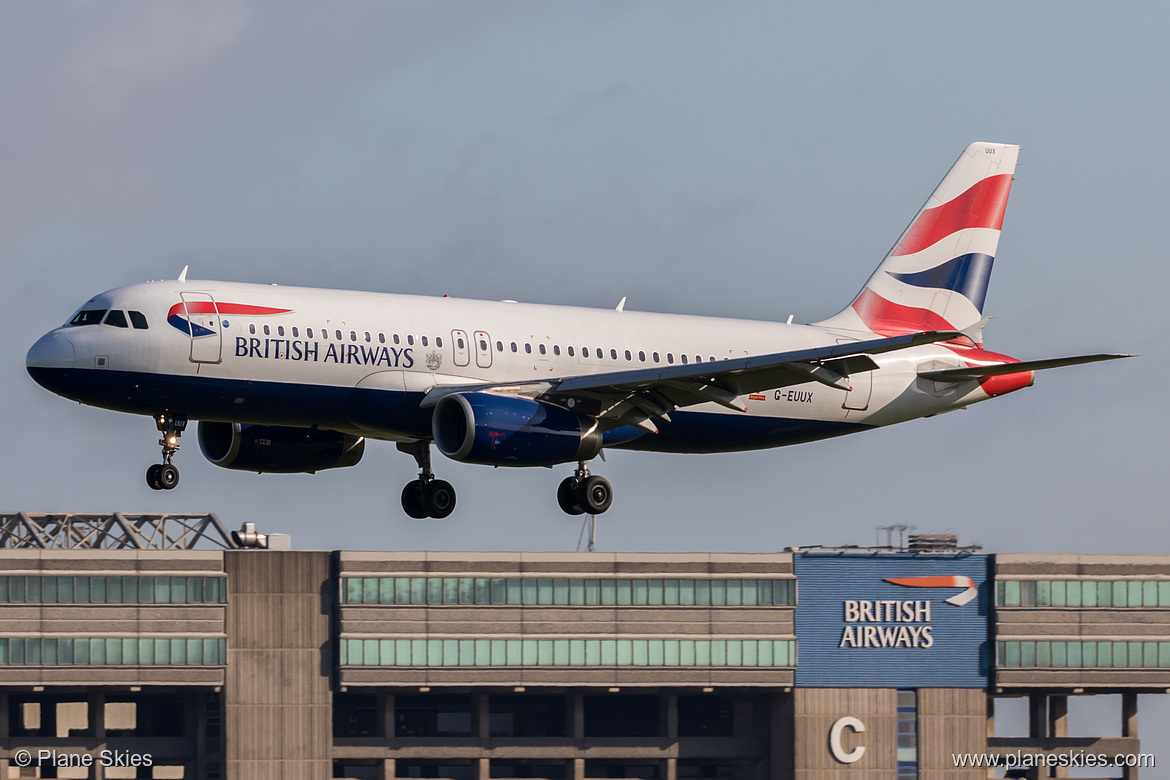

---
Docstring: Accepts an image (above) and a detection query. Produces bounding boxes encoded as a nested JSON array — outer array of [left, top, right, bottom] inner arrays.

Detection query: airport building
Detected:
[[0, 514, 1163, 779]]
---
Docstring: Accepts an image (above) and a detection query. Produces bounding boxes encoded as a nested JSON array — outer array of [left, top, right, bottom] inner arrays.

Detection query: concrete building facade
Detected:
[[0, 547, 1161, 779]]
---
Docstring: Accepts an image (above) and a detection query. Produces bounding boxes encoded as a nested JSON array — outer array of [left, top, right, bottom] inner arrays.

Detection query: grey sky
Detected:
[[4, 1, 1168, 761], [0, 6, 1162, 549]]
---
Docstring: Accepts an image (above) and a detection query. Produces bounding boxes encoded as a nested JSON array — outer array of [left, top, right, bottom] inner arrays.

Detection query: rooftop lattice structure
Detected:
[[0, 513, 237, 550]]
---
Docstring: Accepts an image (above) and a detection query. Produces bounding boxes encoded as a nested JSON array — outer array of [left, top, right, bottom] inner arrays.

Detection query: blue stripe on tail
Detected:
[[886, 253, 994, 311]]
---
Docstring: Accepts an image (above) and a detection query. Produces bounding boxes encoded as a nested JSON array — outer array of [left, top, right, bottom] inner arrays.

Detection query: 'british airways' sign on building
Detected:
[[793, 553, 991, 687]]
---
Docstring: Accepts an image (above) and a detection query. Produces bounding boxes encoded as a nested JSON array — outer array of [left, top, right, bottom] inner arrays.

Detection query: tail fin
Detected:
[[816, 142, 1019, 338]]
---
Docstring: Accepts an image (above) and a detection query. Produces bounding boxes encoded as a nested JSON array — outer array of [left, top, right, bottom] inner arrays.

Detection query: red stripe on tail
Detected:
[[891, 173, 1013, 257]]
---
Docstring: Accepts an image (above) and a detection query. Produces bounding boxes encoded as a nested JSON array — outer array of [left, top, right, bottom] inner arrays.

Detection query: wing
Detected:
[[421, 330, 961, 433], [917, 353, 1131, 381]]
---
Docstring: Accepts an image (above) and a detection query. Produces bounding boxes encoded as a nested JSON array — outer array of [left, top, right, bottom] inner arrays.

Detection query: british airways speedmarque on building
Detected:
[[26, 143, 1126, 518]]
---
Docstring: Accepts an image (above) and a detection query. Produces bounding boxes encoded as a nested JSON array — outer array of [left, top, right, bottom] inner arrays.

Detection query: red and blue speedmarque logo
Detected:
[[167, 302, 291, 337]]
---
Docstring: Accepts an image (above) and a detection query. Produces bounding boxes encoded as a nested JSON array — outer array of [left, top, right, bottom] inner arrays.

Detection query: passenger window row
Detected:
[[237, 323, 725, 367], [497, 340, 719, 365], [244, 323, 442, 349]]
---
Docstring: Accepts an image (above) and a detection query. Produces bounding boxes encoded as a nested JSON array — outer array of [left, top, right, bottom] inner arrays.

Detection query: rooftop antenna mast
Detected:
[[876, 524, 914, 549], [577, 513, 599, 552]]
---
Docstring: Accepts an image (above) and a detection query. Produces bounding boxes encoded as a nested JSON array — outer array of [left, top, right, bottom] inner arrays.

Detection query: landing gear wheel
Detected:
[[557, 477, 585, 516], [401, 480, 428, 519], [146, 464, 163, 491], [578, 475, 613, 514], [423, 480, 457, 519], [158, 463, 180, 490]]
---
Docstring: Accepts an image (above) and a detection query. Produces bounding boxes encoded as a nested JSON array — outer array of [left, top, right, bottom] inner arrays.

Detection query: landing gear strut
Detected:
[[147, 413, 187, 491], [557, 461, 613, 516], [396, 441, 456, 519]]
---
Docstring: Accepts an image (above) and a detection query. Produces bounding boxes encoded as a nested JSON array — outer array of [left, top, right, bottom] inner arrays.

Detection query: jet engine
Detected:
[[432, 393, 601, 467], [197, 422, 365, 473]]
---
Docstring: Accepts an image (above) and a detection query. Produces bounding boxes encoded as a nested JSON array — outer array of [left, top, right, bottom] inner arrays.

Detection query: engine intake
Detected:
[[432, 393, 601, 467], [197, 422, 365, 473]]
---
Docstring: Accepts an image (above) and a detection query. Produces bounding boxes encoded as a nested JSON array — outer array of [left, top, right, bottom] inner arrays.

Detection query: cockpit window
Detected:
[[103, 310, 129, 328], [128, 311, 149, 329], [68, 309, 107, 327]]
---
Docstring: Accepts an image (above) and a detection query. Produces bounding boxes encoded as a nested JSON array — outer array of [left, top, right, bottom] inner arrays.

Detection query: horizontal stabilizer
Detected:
[[918, 353, 1131, 381]]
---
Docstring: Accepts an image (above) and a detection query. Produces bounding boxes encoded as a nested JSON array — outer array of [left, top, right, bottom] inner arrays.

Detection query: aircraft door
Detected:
[[844, 370, 872, 410], [473, 331, 492, 369], [451, 330, 470, 367], [838, 338, 871, 411], [180, 292, 222, 364]]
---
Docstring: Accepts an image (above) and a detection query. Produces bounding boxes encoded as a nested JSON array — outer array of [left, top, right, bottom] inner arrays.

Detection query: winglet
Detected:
[[615, 297, 627, 313], [178, 265, 189, 283]]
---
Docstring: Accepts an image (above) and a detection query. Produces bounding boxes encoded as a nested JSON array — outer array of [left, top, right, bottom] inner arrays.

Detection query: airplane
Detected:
[[26, 142, 1127, 519]]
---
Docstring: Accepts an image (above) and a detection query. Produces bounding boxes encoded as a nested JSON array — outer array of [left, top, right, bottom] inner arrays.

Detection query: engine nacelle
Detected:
[[432, 393, 601, 467], [197, 422, 365, 473]]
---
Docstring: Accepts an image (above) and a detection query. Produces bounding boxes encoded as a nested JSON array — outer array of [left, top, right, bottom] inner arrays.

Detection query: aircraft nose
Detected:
[[26, 330, 76, 370]]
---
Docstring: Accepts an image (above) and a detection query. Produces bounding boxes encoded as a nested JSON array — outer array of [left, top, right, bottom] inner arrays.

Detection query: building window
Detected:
[[340, 637, 796, 668], [997, 640, 1170, 668], [0, 637, 226, 665], [896, 690, 918, 779], [341, 576, 794, 607], [997, 579, 1170, 608], [0, 576, 226, 604]]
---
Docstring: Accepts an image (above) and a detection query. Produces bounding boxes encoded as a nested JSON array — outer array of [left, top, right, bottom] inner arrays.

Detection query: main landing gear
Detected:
[[557, 461, 613, 516], [147, 413, 187, 491], [397, 441, 456, 519]]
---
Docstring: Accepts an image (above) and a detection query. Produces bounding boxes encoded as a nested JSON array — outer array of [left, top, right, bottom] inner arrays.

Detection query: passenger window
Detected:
[[394, 334, 400, 345], [422, 336, 428, 347], [103, 310, 129, 328], [582, 347, 589, 358], [667, 353, 674, 364], [639, 351, 646, 362], [525, 343, 532, 354], [350, 331, 357, 342], [292, 327, 299, 338], [681, 354, 688, 365], [496, 341, 503, 352], [458, 338, 466, 349], [510, 342, 517, 353], [68, 309, 107, 326], [596, 348, 603, 359], [249, 324, 256, 335], [277, 326, 285, 337], [307, 328, 314, 338], [437, 337, 443, 348], [407, 335, 414, 346], [568, 346, 575, 357], [365, 332, 371, 342], [335, 330, 343, 340], [539, 344, 546, 355], [478, 339, 486, 351], [625, 350, 631, 361], [553, 345, 560, 356], [379, 333, 385, 344], [653, 352, 660, 363], [128, 311, 149, 330], [263, 325, 270, 336], [610, 349, 617, 360]]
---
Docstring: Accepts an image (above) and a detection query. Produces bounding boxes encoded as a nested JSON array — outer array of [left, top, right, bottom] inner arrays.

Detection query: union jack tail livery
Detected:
[[818, 142, 1018, 339]]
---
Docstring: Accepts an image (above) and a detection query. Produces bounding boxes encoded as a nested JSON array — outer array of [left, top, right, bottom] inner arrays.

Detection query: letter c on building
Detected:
[[828, 716, 866, 763]]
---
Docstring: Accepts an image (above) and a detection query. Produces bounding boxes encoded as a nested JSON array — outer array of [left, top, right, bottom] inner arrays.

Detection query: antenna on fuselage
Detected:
[[178, 265, 189, 283], [615, 297, 626, 313]]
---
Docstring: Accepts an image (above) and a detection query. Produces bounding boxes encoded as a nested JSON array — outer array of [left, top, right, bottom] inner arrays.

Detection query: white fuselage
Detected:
[[27, 279, 1008, 454]]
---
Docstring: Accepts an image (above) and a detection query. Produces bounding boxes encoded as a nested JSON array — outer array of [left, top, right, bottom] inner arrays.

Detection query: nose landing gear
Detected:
[[397, 441, 457, 519], [147, 414, 187, 491], [557, 461, 613, 516]]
